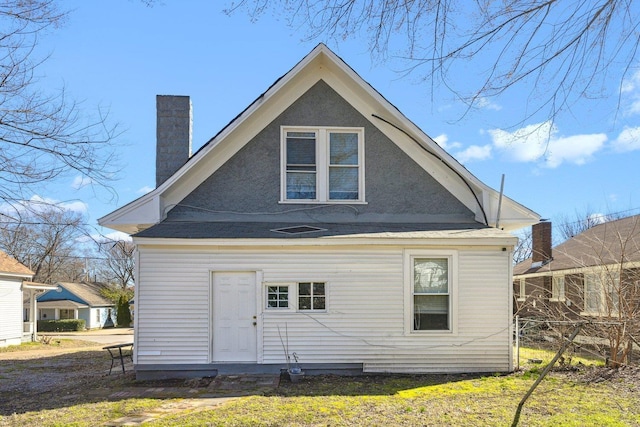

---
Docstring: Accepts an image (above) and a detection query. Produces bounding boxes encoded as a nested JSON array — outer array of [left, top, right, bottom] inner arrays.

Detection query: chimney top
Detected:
[[531, 221, 552, 265], [156, 95, 192, 187]]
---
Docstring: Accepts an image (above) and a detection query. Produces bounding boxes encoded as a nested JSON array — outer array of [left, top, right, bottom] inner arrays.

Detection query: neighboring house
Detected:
[[99, 44, 539, 379], [514, 216, 640, 319], [34, 282, 116, 329], [0, 250, 56, 347]]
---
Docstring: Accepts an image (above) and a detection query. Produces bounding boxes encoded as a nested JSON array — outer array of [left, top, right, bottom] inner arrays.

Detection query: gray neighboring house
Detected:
[[34, 282, 116, 329], [100, 44, 539, 379]]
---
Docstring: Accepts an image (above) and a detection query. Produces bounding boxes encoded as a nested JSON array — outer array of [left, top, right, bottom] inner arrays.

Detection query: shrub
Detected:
[[37, 319, 86, 332]]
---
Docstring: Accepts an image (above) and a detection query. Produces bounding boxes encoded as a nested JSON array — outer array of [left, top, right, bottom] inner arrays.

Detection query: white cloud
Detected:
[[489, 121, 607, 168], [612, 126, 640, 152], [27, 195, 89, 214], [433, 134, 461, 151], [455, 144, 492, 164], [137, 185, 154, 195], [475, 96, 502, 111], [71, 175, 93, 190], [94, 231, 132, 242], [621, 69, 640, 115]]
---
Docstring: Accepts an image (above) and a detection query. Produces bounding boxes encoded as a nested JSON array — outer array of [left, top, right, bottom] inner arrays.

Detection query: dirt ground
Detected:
[[1, 340, 640, 424]]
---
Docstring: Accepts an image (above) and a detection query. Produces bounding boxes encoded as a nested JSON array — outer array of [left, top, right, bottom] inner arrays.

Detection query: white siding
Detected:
[[0, 279, 23, 347], [135, 245, 513, 372]]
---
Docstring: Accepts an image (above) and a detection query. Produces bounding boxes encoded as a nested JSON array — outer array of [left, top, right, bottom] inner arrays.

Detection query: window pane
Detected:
[[585, 274, 601, 312], [286, 172, 316, 199], [414, 295, 449, 330], [329, 167, 358, 200], [267, 285, 289, 308], [299, 283, 311, 296], [330, 133, 358, 165], [299, 296, 311, 310], [313, 283, 325, 296], [313, 296, 325, 310], [287, 134, 316, 165], [414, 258, 448, 293]]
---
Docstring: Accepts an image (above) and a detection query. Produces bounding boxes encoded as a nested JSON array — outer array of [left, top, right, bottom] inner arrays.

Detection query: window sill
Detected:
[[279, 200, 368, 205], [516, 298, 526, 302]]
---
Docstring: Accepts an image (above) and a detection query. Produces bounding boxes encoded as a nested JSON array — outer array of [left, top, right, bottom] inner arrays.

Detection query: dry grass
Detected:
[[0, 344, 638, 427]]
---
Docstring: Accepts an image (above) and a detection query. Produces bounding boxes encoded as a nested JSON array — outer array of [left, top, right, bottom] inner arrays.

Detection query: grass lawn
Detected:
[[147, 371, 638, 426], [1, 347, 638, 427]]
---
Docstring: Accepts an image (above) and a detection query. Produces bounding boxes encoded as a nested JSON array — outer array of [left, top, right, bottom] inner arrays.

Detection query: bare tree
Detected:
[[556, 209, 625, 241], [228, 1, 640, 126], [0, 204, 88, 283], [516, 215, 640, 366], [513, 228, 532, 264], [0, 0, 119, 211], [96, 239, 135, 289]]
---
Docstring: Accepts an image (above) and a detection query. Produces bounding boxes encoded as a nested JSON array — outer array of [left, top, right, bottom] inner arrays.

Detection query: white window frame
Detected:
[[404, 249, 458, 335], [280, 126, 365, 203], [582, 271, 620, 316], [297, 282, 327, 312], [550, 275, 565, 301], [264, 283, 292, 310]]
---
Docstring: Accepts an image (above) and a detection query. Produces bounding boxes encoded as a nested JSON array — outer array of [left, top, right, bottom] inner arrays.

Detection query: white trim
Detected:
[[264, 282, 294, 311], [280, 126, 365, 203], [99, 44, 539, 234], [404, 249, 458, 335]]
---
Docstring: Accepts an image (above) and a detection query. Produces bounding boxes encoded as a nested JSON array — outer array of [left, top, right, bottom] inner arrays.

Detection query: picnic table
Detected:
[[103, 342, 134, 375]]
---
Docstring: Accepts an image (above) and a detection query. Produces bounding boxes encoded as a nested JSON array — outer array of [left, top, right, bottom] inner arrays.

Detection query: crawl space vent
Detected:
[[271, 225, 327, 235]]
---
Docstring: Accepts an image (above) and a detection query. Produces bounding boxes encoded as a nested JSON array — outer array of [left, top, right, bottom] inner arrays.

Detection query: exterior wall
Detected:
[[135, 243, 513, 373], [0, 278, 23, 347], [169, 80, 475, 225]]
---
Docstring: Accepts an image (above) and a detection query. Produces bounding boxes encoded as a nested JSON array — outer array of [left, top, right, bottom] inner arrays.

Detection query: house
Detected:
[[513, 216, 640, 319], [0, 250, 56, 347], [34, 282, 116, 329], [99, 44, 539, 379]]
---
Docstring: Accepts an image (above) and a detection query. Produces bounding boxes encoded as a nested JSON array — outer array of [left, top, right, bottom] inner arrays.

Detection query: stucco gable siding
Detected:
[[167, 80, 475, 226]]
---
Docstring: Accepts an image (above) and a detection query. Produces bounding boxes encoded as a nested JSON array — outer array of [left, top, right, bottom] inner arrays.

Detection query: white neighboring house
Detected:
[[0, 250, 56, 347], [100, 44, 539, 379]]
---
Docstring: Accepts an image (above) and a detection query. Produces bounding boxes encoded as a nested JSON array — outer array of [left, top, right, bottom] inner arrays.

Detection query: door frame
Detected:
[[209, 270, 263, 363]]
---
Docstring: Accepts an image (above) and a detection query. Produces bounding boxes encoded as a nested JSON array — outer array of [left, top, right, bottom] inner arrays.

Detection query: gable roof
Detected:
[[99, 43, 539, 234], [44, 282, 114, 307], [514, 215, 640, 276], [0, 250, 33, 278]]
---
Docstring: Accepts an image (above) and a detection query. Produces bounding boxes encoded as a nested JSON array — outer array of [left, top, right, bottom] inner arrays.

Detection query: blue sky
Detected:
[[33, 1, 640, 240]]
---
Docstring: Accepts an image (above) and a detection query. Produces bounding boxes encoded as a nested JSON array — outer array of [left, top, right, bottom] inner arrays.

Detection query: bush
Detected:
[[37, 319, 86, 332], [116, 294, 132, 327]]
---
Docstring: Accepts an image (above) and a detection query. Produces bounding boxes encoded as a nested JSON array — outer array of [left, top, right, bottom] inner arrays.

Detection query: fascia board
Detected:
[[317, 49, 539, 229], [318, 47, 540, 230], [133, 235, 518, 248], [0, 271, 33, 280], [99, 46, 329, 233]]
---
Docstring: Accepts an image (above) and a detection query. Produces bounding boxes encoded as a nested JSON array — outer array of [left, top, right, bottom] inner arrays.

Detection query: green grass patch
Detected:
[[145, 372, 639, 427]]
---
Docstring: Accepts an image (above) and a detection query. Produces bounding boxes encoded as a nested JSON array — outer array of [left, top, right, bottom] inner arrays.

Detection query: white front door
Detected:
[[212, 271, 257, 362]]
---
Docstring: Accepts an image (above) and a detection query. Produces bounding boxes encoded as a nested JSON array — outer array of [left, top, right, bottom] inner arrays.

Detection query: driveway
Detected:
[[45, 327, 134, 346]]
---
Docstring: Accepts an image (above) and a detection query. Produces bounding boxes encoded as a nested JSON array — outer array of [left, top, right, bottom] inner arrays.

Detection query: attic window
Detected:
[[281, 126, 365, 203], [271, 225, 327, 235]]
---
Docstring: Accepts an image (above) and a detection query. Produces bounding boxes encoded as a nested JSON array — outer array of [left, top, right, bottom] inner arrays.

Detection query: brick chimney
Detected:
[[531, 221, 552, 265], [156, 95, 192, 187]]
